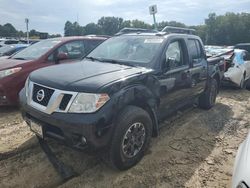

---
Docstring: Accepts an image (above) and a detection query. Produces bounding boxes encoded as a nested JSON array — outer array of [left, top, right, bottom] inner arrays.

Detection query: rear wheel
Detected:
[[103, 106, 153, 170], [246, 79, 250, 90], [198, 78, 218, 110], [239, 75, 246, 89]]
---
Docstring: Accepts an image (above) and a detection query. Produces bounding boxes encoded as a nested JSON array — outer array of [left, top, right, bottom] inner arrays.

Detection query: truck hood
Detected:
[[30, 60, 153, 92], [0, 58, 31, 70]]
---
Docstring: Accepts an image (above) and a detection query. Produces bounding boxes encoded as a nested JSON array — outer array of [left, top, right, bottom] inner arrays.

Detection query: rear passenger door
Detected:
[[187, 39, 207, 95]]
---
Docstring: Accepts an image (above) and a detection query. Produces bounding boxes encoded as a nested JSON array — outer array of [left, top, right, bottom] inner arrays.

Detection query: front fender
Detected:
[[111, 83, 160, 136]]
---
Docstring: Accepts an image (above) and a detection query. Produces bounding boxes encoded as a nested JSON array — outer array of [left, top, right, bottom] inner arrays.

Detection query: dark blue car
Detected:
[[0, 44, 29, 57]]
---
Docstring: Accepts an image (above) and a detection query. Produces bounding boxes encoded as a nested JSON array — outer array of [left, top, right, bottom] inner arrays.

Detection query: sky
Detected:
[[0, 0, 250, 34]]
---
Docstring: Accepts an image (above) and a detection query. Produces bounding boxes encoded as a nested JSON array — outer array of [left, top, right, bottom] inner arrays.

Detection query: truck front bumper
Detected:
[[19, 89, 114, 151]]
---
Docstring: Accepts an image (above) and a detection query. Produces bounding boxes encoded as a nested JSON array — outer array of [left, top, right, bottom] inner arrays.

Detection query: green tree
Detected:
[[29, 29, 39, 37], [98, 17, 123, 35], [158, 21, 186, 31], [49, 34, 62, 38], [0, 23, 17, 37], [64, 21, 84, 36], [131, 19, 151, 29], [84, 23, 101, 35], [64, 21, 74, 36], [121, 20, 132, 28]]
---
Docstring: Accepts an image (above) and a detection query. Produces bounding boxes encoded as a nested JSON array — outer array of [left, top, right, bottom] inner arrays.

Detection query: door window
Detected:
[[187, 39, 203, 63], [243, 51, 250, 61], [165, 41, 184, 69], [58, 40, 85, 59]]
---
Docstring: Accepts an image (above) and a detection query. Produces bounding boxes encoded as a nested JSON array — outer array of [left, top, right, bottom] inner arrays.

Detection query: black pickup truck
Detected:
[[20, 27, 224, 170]]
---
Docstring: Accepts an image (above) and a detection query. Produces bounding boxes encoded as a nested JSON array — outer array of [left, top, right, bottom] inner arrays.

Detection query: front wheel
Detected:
[[103, 106, 153, 170], [198, 78, 218, 110]]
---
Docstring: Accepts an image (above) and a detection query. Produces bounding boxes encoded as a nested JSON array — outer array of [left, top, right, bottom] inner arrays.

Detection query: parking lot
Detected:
[[0, 88, 249, 188]]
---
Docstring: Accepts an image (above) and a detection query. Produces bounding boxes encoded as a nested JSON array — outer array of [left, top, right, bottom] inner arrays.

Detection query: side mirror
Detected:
[[166, 57, 176, 70], [55, 52, 68, 64]]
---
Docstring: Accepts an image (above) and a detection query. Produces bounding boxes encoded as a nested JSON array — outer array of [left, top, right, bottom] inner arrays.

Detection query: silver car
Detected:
[[232, 131, 250, 187]]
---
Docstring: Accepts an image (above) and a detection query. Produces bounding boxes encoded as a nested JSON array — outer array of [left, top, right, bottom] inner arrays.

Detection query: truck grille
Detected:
[[32, 84, 54, 107], [27, 81, 78, 114]]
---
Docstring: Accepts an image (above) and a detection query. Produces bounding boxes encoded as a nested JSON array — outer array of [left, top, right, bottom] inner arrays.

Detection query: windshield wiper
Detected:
[[85, 56, 104, 62], [100, 58, 136, 67], [12, 57, 26, 60]]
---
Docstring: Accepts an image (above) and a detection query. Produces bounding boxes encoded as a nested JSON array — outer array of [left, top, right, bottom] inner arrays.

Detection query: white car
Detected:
[[0, 39, 19, 48], [232, 131, 250, 187], [223, 49, 250, 88]]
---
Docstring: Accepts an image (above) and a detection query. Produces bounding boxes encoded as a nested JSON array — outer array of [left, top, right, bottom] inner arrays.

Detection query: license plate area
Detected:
[[30, 120, 43, 138]]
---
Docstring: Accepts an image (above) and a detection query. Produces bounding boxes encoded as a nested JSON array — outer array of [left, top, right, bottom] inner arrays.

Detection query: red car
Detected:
[[0, 36, 107, 106]]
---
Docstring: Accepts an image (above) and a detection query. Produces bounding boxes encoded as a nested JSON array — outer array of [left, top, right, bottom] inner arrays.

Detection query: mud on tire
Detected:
[[198, 78, 218, 110]]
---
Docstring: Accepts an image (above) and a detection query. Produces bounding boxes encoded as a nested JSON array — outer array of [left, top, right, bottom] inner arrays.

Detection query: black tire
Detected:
[[239, 75, 246, 89], [246, 79, 250, 90], [198, 78, 218, 110], [103, 106, 153, 170]]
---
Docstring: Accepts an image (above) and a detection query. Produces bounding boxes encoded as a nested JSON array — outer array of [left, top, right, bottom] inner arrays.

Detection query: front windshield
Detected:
[[87, 36, 163, 66], [0, 45, 13, 54], [11, 39, 61, 60]]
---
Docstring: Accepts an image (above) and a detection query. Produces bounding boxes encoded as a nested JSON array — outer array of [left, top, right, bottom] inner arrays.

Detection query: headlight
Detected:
[[0, 67, 22, 79], [69, 93, 110, 113], [25, 77, 30, 98]]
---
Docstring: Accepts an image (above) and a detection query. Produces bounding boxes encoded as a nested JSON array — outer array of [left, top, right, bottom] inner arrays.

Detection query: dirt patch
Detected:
[[0, 89, 249, 188]]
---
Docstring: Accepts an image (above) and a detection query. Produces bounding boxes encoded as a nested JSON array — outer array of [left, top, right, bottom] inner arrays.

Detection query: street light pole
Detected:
[[25, 18, 29, 44]]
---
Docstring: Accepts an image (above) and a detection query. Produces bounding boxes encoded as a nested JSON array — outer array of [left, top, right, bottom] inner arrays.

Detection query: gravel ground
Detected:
[[0, 89, 249, 188]]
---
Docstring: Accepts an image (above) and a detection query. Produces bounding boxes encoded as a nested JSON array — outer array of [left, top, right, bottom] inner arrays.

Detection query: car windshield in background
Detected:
[[11, 39, 61, 60], [87, 36, 163, 66], [0, 45, 14, 54]]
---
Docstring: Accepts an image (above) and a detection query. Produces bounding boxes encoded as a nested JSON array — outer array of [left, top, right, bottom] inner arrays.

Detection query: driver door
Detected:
[[157, 39, 193, 121], [47, 40, 86, 64]]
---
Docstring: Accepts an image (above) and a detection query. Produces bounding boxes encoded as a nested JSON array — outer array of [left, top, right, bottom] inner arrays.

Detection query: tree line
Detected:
[[64, 12, 250, 45], [0, 23, 61, 39], [1, 12, 249, 45]]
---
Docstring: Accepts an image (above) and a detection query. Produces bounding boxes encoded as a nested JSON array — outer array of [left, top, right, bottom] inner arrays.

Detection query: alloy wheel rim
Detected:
[[122, 122, 146, 158]]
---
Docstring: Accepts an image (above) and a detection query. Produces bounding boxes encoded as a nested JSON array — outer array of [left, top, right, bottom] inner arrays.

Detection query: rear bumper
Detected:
[[19, 89, 115, 151]]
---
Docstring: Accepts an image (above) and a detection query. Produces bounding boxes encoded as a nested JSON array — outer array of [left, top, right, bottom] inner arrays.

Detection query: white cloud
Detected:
[[0, 0, 249, 34]]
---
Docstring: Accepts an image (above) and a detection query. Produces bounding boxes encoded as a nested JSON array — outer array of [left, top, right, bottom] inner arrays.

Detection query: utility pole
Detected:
[[25, 18, 29, 44], [149, 5, 158, 30]]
